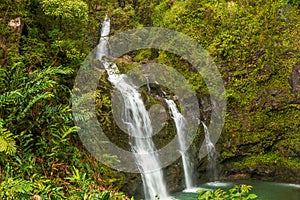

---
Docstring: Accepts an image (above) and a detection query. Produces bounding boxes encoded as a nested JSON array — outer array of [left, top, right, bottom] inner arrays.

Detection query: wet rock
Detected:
[[120, 173, 143, 198], [220, 166, 300, 183], [227, 173, 249, 180], [165, 161, 185, 193]]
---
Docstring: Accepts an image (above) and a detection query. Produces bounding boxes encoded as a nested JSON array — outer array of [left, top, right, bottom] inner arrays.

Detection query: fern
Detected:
[[0, 64, 73, 128], [0, 119, 16, 155], [0, 178, 32, 200], [197, 184, 258, 200]]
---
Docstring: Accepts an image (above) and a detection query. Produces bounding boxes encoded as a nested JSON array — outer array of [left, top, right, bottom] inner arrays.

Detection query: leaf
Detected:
[[248, 194, 258, 199], [100, 191, 110, 200]]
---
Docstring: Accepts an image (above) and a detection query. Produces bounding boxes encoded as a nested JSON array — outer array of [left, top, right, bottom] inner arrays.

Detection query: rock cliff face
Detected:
[[148, 0, 300, 184], [131, 0, 300, 187], [217, 59, 300, 183], [112, 10, 300, 192]]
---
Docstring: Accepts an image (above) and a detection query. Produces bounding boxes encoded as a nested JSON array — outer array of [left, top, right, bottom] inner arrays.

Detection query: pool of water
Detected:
[[171, 180, 300, 200]]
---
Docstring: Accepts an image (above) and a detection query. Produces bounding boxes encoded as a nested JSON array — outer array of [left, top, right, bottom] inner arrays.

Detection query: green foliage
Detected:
[[0, 175, 126, 200], [0, 178, 37, 200], [41, 0, 88, 21], [1, 0, 299, 198], [0, 176, 61, 200], [233, 152, 300, 169], [0, 120, 16, 155], [0, 63, 73, 131], [150, 0, 300, 172], [0, 0, 129, 199], [66, 166, 126, 200], [282, 0, 300, 6], [197, 184, 258, 200]]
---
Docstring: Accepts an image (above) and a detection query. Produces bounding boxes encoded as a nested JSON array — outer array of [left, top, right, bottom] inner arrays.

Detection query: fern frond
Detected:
[[0, 120, 16, 155], [18, 92, 54, 120], [33, 66, 74, 81], [0, 90, 23, 107], [26, 80, 57, 94], [43, 104, 73, 123]]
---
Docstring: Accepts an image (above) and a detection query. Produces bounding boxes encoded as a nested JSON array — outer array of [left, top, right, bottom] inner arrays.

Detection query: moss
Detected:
[[150, 0, 300, 173], [232, 152, 300, 170]]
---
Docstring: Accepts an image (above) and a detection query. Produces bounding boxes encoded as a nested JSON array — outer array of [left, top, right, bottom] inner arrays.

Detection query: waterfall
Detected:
[[202, 122, 218, 181], [97, 15, 169, 200], [96, 15, 121, 84], [116, 81, 169, 200], [166, 100, 193, 189]]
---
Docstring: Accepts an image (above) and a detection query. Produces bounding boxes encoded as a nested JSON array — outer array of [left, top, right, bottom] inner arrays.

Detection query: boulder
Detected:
[[8, 17, 24, 34]]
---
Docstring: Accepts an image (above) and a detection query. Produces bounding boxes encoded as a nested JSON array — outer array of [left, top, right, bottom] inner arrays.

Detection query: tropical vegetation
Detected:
[[0, 0, 299, 199]]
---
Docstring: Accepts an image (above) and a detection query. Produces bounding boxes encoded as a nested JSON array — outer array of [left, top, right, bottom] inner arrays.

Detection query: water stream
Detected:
[[166, 99, 193, 189], [173, 181, 300, 200], [202, 122, 218, 181], [97, 15, 169, 200]]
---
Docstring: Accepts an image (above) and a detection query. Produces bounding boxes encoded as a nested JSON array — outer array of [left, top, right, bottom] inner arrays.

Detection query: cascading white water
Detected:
[[201, 122, 218, 181], [96, 15, 122, 84], [97, 15, 169, 200], [166, 100, 193, 189]]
